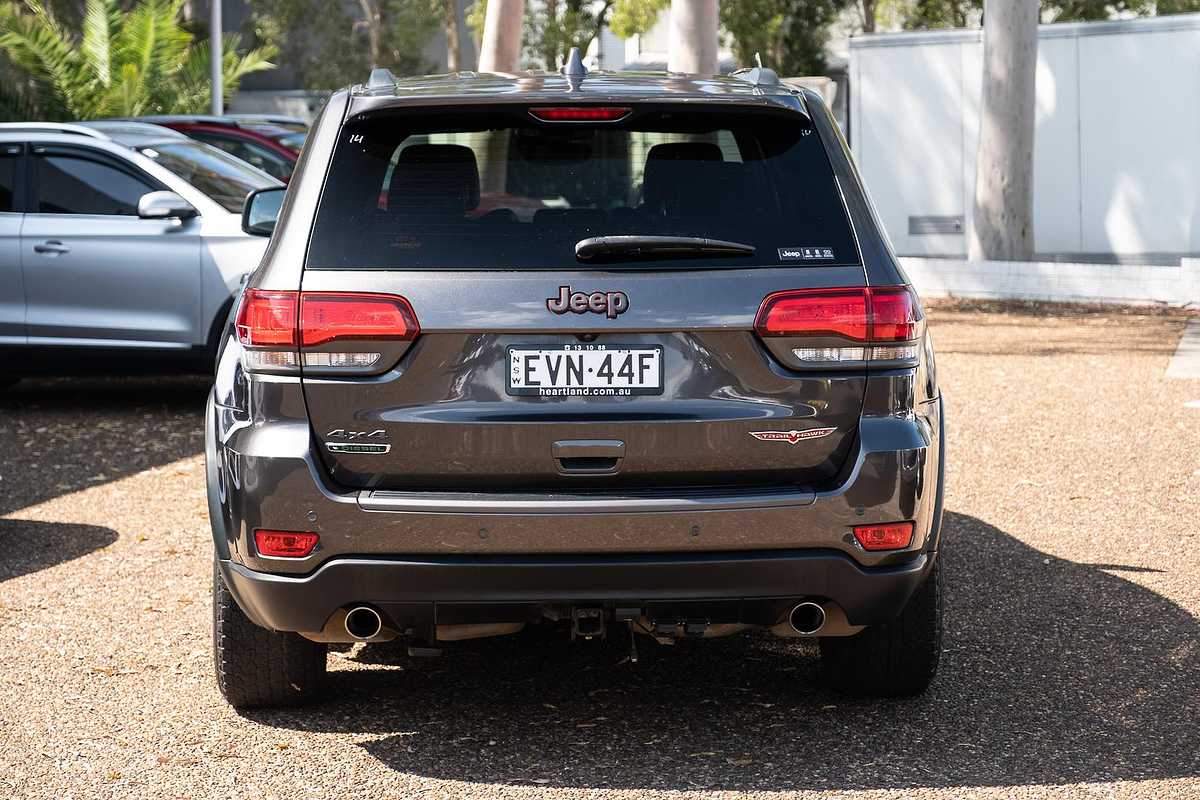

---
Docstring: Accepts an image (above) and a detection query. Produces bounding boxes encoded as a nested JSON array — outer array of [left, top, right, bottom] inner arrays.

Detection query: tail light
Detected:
[[235, 289, 419, 374], [754, 286, 923, 367], [254, 529, 319, 558], [529, 106, 631, 122], [852, 522, 914, 551]]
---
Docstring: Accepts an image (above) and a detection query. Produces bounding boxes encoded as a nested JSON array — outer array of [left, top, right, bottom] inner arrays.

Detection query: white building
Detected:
[[848, 13, 1200, 263]]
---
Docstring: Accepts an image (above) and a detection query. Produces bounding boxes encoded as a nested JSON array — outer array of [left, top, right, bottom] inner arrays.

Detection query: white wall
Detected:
[[849, 14, 1200, 261]]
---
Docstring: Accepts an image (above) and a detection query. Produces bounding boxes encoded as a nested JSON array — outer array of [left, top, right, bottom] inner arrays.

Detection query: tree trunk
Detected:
[[860, 0, 877, 34], [968, 0, 1038, 261], [444, 0, 462, 72], [356, 0, 382, 69], [478, 0, 525, 72], [668, 0, 719, 75]]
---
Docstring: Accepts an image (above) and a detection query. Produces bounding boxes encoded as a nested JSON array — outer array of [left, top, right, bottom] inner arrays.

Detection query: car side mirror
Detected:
[[137, 191, 197, 220], [242, 186, 286, 237]]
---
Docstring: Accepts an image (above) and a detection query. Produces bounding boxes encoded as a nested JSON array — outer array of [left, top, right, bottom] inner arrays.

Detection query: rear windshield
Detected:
[[307, 106, 859, 270]]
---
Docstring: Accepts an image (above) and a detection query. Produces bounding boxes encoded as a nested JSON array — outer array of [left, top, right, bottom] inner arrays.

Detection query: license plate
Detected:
[[507, 345, 664, 396]]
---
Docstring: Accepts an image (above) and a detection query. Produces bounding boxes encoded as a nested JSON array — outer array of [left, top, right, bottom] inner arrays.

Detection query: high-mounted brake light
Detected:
[[754, 286, 923, 365], [853, 522, 914, 551], [254, 529, 319, 558], [529, 106, 632, 122], [235, 290, 419, 374]]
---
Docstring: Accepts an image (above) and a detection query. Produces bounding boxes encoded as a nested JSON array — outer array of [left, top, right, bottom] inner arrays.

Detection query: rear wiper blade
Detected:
[[575, 235, 755, 263]]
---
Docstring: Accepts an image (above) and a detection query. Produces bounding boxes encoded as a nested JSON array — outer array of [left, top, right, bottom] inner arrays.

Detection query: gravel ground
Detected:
[[1, 302, 1198, 799]]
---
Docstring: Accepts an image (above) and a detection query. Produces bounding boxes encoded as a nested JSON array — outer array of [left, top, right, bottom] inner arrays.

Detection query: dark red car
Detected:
[[134, 115, 307, 182]]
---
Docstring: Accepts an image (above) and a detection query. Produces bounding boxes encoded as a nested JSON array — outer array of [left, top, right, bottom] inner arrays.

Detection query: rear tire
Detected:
[[212, 559, 327, 708], [819, 557, 942, 697]]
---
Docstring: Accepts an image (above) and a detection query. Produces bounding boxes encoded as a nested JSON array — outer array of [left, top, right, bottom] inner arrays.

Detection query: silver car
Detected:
[[0, 121, 279, 384]]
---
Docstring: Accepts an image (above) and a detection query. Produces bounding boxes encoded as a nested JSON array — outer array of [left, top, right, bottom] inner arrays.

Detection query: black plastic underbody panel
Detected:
[[220, 549, 934, 633]]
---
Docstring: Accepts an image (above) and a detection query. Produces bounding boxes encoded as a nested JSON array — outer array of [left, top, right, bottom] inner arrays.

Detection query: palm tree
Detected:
[[0, 0, 276, 121]]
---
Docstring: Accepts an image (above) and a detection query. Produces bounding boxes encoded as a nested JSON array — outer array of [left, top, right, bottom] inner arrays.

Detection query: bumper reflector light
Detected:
[[853, 522, 914, 551], [254, 530, 320, 558]]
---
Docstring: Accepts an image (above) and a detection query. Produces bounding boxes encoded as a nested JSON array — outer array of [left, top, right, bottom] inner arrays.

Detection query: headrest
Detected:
[[533, 208, 608, 228], [388, 143, 480, 214], [642, 142, 725, 212], [646, 142, 724, 163]]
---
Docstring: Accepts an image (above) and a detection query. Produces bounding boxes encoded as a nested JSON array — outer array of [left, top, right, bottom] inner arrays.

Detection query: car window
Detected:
[[307, 106, 861, 270], [0, 148, 17, 212], [138, 140, 279, 213], [192, 133, 293, 181], [276, 132, 307, 151], [35, 154, 152, 216]]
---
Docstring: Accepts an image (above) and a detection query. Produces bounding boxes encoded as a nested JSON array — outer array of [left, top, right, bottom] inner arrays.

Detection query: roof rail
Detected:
[[0, 122, 109, 139], [367, 67, 398, 90]]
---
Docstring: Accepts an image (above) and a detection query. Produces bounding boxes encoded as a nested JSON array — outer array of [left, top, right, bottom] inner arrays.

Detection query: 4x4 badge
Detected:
[[547, 285, 629, 319], [325, 428, 390, 454], [750, 428, 837, 444]]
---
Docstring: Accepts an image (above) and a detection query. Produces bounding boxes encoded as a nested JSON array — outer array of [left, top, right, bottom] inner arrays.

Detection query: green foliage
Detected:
[[901, 0, 1200, 30], [608, 0, 669, 38], [0, 0, 275, 120], [246, 0, 439, 90], [721, 0, 850, 75], [525, 0, 611, 69], [466, 0, 488, 41], [901, 0, 977, 29], [466, 0, 665, 70], [1044, 0, 1199, 21]]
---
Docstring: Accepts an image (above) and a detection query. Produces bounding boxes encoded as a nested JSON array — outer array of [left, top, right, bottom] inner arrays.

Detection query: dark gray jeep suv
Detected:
[[207, 58, 945, 708]]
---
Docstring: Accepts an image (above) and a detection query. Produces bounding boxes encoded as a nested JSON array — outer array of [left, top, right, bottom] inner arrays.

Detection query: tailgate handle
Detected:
[[553, 439, 624, 474]]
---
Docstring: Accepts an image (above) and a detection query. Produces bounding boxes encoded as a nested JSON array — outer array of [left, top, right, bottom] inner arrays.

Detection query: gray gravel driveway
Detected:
[[1, 302, 1198, 799]]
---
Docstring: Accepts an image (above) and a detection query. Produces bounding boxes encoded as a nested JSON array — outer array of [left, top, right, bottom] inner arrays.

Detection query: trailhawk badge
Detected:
[[749, 427, 837, 444]]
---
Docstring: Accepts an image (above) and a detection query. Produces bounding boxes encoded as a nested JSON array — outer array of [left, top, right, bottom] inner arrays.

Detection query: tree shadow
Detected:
[[0, 519, 119, 582], [0, 376, 208, 516], [245, 511, 1200, 791]]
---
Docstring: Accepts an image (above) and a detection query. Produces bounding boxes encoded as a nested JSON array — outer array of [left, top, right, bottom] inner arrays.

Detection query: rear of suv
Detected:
[[208, 59, 945, 708]]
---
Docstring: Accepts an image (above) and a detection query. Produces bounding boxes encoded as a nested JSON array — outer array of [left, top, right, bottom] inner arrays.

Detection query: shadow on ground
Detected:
[[0, 519, 119, 581], [0, 376, 208, 516], [249, 512, 1200, 792]]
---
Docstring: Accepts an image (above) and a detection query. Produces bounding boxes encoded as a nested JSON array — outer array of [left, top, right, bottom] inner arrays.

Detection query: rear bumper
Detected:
[[219, 549, 935, 634], [207, 391, 944, 573]]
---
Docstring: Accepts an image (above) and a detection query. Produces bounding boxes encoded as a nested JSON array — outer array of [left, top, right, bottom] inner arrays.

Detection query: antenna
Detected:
[[367, 67, 397, 90], [561, 47, 588, 79]]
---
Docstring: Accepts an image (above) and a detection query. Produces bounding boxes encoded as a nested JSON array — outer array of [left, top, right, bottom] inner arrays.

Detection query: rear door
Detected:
[[0, 143, 24, 345], [20, 144, 202, 349], [298, 104, 869, 490]]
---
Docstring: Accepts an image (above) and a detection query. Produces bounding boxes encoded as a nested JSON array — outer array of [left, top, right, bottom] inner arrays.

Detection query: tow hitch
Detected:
[[571, 607, 605, 640]]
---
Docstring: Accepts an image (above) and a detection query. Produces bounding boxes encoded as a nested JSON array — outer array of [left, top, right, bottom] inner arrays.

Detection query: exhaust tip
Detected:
[[788, 602, 826, 635], [344, 606, 383, 640]]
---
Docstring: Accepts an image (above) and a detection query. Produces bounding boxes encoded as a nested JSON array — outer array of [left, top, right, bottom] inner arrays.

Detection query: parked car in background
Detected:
[[0, 121, 280, 385], [132, 115, 306, 181]]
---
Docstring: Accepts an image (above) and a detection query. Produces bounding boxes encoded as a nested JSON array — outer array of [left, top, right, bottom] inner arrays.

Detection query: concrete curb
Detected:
[[901, 257, 1200, 307]]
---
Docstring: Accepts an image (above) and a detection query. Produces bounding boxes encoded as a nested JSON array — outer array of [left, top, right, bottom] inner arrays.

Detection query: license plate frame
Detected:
[[506, 344, 665, 397]]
